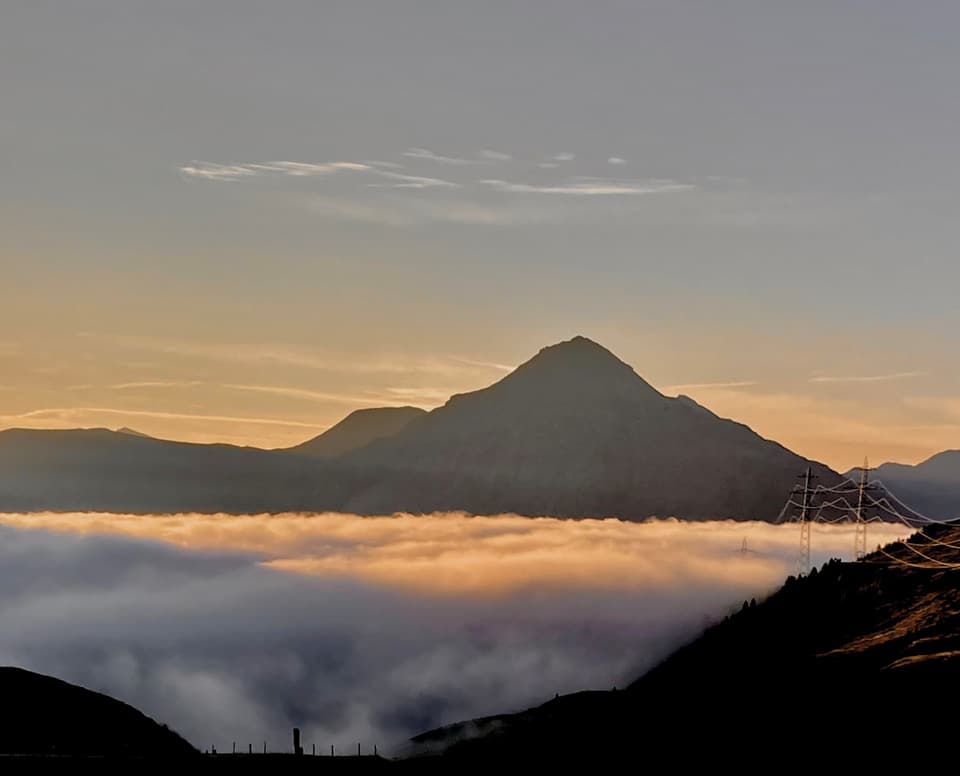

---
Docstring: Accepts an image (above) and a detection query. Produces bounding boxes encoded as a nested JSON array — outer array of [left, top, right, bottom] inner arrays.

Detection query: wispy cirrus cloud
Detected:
[[88, 333, 513, 379], [664, 380, 759, 392], [223, 383, 413, 407], [450, 356, 515, 372], [481, 178, 694, 196], [608, 157, 627, 165], [809, 371, 924, 384], [367, 170, 459, 189], [402, 147, 483, 165], [180, 159, 458, 190], [382, 386, 454, 404], [0, 406, 325, 430], [109, 377, 446, 408], [111, 380, 204, 391], [178, 163, 262, 182], [180, 160, 372, 182], [553, 152, 575, 162], [479, 149, 512, 161]]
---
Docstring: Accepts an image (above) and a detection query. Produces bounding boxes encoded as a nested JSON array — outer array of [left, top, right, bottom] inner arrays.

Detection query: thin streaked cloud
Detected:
[[178, 163, 261, 182], [809, 372, 924, 384], [223, 383, 410, 406], [664, 380, 759, 392], [111, 380, 204, 390], [481, 178, 694, 196], [180, 160, 372, 181], [0, 406, 326, 430], [367, 170, 459, 189], [383, 386, 452, 404], [450, 357, 515, 372], [479, 149, 512, 161], [90, 333, 514, 378], [402, 148, 483, 165]]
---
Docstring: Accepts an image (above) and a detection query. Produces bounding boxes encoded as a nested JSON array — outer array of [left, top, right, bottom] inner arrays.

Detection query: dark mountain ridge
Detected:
[[854, 451, 960, 519], [0, 337, 841, 520], [0, 427, 336, 513]]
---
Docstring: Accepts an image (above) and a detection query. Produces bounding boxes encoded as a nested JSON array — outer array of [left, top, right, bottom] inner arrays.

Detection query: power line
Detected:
[[772, 466, 960, 572]]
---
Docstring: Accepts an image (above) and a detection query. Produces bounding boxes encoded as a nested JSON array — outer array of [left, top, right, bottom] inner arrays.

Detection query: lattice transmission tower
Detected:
[[796, 466, 817, 575], [854, 457, 869, 560]]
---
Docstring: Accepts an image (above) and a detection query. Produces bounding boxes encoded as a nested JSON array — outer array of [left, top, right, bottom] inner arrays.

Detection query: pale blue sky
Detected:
[[2, 1, 959, 468]]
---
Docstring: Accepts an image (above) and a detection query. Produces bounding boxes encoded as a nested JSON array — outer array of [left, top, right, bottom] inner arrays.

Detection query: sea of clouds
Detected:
[[0, 513, 906, 754]]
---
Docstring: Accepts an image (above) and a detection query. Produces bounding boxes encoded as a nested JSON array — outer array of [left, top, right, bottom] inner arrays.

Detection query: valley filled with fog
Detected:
[[0, 513, 907, 753]]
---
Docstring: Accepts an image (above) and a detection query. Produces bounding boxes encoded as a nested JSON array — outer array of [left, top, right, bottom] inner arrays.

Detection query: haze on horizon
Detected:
[[3, 2, 960, 472]]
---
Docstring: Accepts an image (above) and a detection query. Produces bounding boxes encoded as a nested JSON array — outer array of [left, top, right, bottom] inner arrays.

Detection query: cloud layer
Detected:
[[0, 513, 907, 755]]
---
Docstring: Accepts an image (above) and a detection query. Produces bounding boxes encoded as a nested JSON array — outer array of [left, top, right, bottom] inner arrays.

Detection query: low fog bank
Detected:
[[0, 514, 906, 753]]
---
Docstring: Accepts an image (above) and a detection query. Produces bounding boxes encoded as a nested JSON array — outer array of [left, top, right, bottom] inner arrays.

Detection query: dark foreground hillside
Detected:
[[411, 525, 960, 767], [0, 666, 196, 757]]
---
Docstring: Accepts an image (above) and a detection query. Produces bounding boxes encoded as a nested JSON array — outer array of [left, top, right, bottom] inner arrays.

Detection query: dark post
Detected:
[[248, 743, 252, 755], [331, 745, 335, 757], [293, 727, 303, 756]]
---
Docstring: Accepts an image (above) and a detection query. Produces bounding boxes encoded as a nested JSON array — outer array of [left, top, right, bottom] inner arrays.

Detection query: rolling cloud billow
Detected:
[[0, 514, 906, 754]]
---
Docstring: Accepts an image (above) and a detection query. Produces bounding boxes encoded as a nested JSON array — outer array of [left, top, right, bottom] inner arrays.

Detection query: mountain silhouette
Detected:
[[116, 426, 153, 439], [0, 428, 332, 513], [857, 450, 960, 519], [0, 337, 841, 520], [338, 336, 841, 520], [410, 527, 960, 766], [282, 406, 426, 457], [0, 666, 195, 757]]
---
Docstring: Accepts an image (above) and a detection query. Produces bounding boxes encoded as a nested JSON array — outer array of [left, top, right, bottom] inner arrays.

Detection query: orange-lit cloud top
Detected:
[[0, 512, 909, 596]]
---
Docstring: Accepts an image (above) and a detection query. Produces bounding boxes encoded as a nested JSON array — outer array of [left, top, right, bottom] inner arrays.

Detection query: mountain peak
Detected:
[[503, 336, 662, 398], [284, 405, 427, 457]]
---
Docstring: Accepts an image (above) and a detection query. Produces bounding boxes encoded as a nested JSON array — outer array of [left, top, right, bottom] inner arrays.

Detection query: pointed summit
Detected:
[[341, 336, 840, 519], [495, 335, 662, 400]]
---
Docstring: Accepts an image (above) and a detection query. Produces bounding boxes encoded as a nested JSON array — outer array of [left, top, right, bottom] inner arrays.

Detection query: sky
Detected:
[[0, 514, 908, 750], [3, 1, 960, 471]]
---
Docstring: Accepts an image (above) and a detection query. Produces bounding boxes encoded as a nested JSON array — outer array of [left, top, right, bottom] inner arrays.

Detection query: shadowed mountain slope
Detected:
[[0, 428, 339, 513], [856, 451, 960, 519], [282, 407, 426, 457], [0, 666, 196, 757], [411, 525, 960, 766], [339, 336, 841, 520]]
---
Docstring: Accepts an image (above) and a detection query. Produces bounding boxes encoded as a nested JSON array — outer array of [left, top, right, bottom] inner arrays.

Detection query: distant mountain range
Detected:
[[0, 336, 845, 520], [851, 451, 960, 519]]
